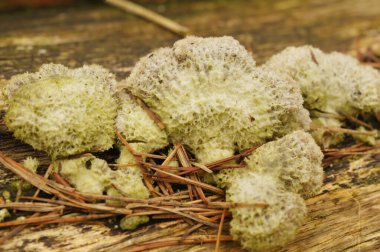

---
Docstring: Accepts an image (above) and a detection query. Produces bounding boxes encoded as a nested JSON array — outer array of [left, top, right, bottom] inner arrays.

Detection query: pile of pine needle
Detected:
[[0, 129, 266, 251]]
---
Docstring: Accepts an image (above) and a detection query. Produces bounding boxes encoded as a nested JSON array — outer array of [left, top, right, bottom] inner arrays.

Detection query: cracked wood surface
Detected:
[[0, 0, 380, 251]]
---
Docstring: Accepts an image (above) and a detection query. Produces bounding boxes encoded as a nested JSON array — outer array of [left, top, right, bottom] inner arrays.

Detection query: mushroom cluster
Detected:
[[126, 36, 310, 164], [266, 46, 380, 147], [2, 36, 344, 251], [125, 36, 323, 251]]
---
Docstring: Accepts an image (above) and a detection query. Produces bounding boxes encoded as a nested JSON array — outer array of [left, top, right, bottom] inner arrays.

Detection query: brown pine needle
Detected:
[[0, 213, 61, 227], [135, 205, 218, 228], [342, 113, 374, 130], [135, 97, 166, 129], [0, 213, 40, 245], [310, 49, 319, 65], [106, 0, 190, 37], [126, 235, 233, 252], [52, 172, 72, 188], [33, 163, 54, 198], [115, 130, 137, 155], [161, 144, 181, 166], [179, 145, 259, 175], [40, 213, 115, 225], [0, 202, 64, 212], [149, 166, 224, 195], [181, 223, 204, 238], [215, 209, 227, 252], [191, 162, 213, 173]]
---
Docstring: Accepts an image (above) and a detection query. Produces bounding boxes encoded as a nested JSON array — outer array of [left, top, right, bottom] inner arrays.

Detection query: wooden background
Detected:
[[0, 0, 380, 251]]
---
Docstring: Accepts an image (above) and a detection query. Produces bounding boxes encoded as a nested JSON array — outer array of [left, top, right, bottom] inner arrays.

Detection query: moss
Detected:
[[0, 209, 10, 222], [119, 216, 149, 230], [22, 156, 39, 173]]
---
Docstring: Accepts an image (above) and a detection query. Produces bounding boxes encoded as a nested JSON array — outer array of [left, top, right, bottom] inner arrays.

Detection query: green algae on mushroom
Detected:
[[4, 64, 118, 159]]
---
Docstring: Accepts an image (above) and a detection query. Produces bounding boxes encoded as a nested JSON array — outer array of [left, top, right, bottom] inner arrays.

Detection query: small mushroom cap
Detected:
[[54, 155, 111, 195], [227, 173, 306, 252], [126, 36, 310, 163], [216, 130, 323, 198], [266, 45, 380, 115], [54, 154, 149, 199], [244, 130, 323, 198], [310, 117, 345, 148], [5, 64, 118, 159]]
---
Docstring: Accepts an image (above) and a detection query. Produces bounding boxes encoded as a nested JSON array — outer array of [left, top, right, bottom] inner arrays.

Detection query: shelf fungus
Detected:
[[4, 64, 118, 159], [266, 46, 380, 147], [126, 36, 310, 164]]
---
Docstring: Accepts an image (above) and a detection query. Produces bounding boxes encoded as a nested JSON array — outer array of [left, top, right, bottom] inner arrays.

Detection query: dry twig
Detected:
[[106, 0, 190, 36]]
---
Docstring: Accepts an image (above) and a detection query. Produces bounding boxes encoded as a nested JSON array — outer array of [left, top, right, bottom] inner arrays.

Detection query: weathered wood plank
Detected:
[[0, 0, 380, 251]]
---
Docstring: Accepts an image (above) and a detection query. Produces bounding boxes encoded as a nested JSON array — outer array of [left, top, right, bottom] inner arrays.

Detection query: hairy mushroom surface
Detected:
[[126, 36, 310, 164], [5, 64, 118, 159]]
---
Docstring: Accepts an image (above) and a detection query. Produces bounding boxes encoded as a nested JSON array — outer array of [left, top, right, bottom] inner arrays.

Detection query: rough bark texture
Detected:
[[0, 0, 379, 251]]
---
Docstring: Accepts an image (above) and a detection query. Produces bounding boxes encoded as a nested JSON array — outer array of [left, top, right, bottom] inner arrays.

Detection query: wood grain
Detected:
[[0, 0, 379, 251]]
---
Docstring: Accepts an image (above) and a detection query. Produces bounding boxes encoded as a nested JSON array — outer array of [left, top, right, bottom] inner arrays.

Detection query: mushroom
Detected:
[[125, 36, 321, 250], [224, 130, 323, 251], [216, 130, 323, 198], [114, 91, 170, 229], [4, 64, 118, 159], [265, 46, 380, 147], [126, 36, 310, 164], [114, 90, 169, 199], [227, 173, 306, 252]]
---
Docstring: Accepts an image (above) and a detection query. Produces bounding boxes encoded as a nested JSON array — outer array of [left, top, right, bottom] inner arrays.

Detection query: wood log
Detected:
[[0, 0, 379, 251]]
